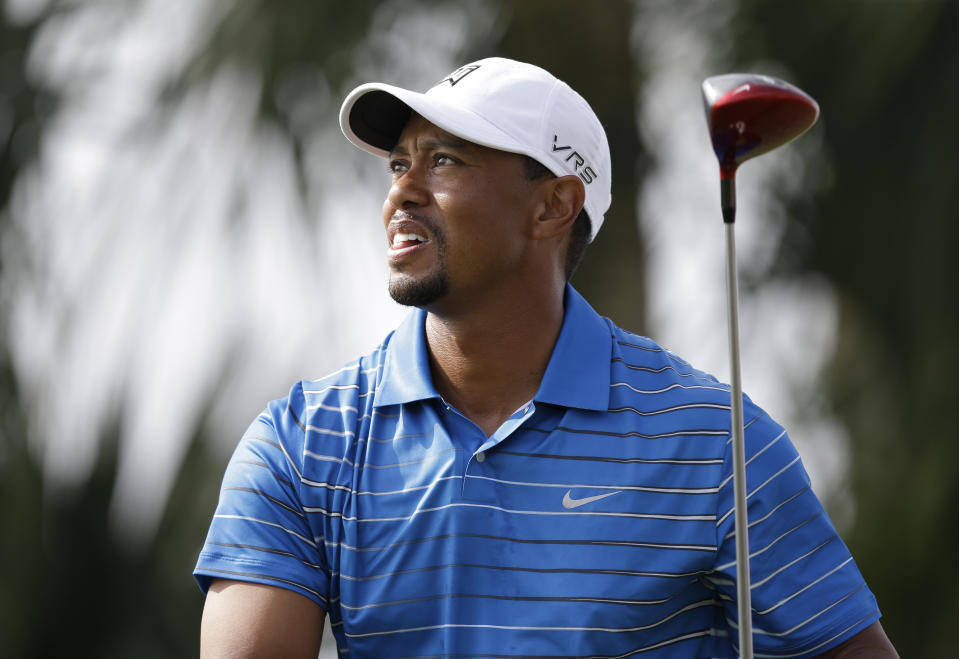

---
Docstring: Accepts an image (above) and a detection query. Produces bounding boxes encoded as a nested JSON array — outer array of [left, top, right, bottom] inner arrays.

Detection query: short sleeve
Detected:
[[193, 383, 330, 610], [710, 400, 880, 657]]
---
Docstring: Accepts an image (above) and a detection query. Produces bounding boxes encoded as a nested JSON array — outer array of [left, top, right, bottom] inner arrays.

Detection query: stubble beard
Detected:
[[388, 239, 449, 308], [388, 269, 449, 307]]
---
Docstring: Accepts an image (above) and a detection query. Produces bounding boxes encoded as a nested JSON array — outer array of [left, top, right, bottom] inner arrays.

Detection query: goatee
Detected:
[[388, 272, 448, 307]]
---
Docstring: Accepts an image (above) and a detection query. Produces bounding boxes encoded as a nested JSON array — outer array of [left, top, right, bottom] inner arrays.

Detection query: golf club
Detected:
[[701, 73, 820, 659]]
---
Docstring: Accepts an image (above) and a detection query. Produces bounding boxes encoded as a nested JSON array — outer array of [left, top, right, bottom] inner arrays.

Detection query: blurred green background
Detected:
[[1, 1, 956, 656]]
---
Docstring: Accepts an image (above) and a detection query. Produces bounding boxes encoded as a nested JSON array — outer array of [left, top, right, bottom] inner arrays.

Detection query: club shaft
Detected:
[[725, 221, 753, 659]]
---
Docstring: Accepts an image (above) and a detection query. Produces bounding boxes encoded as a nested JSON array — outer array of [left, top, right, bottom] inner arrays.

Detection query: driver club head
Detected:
[[702, 73, 820, 179]]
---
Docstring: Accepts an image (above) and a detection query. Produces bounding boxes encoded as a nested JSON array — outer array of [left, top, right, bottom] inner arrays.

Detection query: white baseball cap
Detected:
[[339, 57, 611, 242]]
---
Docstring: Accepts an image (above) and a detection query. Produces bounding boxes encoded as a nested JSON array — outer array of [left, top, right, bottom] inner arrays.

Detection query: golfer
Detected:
[[195, 57, 897, 658]]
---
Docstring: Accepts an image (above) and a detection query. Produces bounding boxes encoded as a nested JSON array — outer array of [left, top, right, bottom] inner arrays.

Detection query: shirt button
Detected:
[[476, 452, 486, 463]]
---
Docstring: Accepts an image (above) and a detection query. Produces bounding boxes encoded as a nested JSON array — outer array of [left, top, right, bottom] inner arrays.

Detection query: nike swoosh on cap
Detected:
[[561, 489, 622, 510]]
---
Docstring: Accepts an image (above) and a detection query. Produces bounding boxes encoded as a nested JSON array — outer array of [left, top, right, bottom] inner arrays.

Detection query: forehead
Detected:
[[390, 115, 466, 153]]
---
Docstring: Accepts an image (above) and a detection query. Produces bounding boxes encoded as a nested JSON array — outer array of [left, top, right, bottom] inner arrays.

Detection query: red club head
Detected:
[[702, 74, 819, 180]]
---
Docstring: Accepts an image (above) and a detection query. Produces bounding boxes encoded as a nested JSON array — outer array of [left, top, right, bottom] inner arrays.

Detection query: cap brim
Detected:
[[339, 82, 534, 160]]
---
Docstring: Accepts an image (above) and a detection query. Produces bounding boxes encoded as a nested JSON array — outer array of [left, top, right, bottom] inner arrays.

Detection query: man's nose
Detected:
[[387, 164, 429, 209]]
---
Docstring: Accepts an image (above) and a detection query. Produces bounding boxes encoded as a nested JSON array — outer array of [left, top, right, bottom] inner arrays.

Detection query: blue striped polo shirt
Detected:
[[194, 285, 880, 658]]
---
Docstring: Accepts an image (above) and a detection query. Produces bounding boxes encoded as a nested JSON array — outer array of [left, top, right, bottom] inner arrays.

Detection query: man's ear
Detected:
[[530, 175, 586, 239]]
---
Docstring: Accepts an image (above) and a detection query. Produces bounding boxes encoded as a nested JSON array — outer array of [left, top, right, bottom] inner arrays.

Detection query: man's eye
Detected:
[[388, 160, 408, 174], [434, 154, 457, 166]]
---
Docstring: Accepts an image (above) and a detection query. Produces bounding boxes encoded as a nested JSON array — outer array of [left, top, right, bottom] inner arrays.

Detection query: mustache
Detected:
[[390, 210, 441, 236]]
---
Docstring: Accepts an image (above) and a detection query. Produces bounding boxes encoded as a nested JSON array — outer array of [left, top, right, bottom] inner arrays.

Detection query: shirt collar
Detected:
[[534, 284, 611, 411], [374, 284, 612, 411], [374, 307, 439, 408]]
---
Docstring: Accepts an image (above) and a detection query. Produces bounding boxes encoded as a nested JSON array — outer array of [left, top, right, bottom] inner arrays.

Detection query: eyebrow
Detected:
[[389, 135, 472, 158]]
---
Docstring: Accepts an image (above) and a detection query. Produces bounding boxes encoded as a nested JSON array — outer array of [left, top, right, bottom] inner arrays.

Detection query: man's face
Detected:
[[383, 114, 535, 310]]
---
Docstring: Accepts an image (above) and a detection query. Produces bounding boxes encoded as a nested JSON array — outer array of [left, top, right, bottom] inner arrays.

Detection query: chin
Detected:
[[388, 273, 449, 308]]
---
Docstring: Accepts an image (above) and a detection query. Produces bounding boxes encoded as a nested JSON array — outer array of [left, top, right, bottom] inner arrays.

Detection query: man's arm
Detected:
[[200, 579, 326, 658], [813, 621, 898, 658]]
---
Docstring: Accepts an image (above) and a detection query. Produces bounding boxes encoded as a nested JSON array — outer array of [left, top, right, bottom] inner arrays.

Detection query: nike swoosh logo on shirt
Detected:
[[561, 489, 622, 509]]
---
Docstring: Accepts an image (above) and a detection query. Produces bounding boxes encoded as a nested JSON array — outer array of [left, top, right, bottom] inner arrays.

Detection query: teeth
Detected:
[[392, 232, 427, 246]]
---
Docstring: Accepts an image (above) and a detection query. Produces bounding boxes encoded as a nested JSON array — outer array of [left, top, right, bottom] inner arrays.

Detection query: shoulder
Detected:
[[558, 321, 737, 472], [237, 333, 392, 470], [270, 333, 392, 426], [607, 322, 728, 402]]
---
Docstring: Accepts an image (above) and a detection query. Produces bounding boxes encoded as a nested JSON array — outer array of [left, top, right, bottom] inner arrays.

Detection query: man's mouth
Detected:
[[390, 232, 429, 249]]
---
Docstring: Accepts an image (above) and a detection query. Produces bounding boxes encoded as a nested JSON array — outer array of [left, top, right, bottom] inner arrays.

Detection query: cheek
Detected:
[[434, 169, 531, 244]]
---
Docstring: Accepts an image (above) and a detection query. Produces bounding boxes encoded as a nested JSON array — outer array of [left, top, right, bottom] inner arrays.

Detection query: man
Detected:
[[195, 57, 897, 657]]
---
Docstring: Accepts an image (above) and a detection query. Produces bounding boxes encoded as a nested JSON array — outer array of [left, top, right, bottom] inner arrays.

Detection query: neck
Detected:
[[425, 283, 566, 437]]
